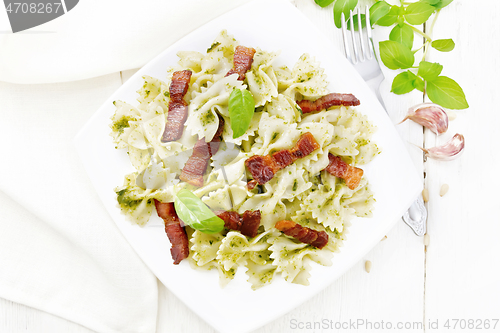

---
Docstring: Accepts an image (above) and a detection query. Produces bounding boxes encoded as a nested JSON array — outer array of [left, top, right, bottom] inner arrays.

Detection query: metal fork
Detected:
[[341, 7, 427, 236]]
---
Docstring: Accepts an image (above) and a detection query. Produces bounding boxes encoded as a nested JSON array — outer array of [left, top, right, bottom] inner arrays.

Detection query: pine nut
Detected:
[[424, 234, 430, 246], [380, 235, 387, 242], [446, 110, 457, 121], [440, 184, 449, 197], [422, 188, 429, 202], [365, 260, 372, 273]]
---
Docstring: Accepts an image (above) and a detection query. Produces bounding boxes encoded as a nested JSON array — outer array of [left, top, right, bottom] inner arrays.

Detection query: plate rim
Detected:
[[74, 1, 422, 332]]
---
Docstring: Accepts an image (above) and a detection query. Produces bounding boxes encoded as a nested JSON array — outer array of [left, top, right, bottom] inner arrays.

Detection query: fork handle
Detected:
[[365, 72, 386, 112]]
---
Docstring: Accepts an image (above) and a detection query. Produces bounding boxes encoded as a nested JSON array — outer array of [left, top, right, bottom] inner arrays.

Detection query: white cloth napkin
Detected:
[[0, 0, 251, 332], [0, 0, 250, 84], [0, 76, 161, 333]]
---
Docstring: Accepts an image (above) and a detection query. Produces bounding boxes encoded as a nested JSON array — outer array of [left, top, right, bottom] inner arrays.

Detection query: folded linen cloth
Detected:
[[0, 0, 251, 84], [0, 76, 160, 333]]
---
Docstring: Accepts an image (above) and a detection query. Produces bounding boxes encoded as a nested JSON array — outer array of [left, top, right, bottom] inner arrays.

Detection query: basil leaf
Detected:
[[369, 1, 391, 26], [333, 0, 358, 28], [432, 38, 455, 52], [389, 23, 414, 49], [376, 5, 400, 26], [427, 76, 469, 109], [228, 89, 255, 139], [422, 0, 440, 5], [379, 40, 415, 69], [417, 61, 443, 81], [422, 0, 453, 8], [404, 1, 435, 25], [174, 189, 224, 234], [314, 0, 334, 7], [391, 71, 417, 95], [346, 14, 366, 31], [414, 77, 425, 92], [433, 0, 453, 9]]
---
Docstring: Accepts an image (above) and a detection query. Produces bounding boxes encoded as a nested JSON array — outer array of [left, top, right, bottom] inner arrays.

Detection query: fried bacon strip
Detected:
[[215, 210, 261, 238], [161, 70, 192, 142], [180, 117, 225, 187], [245, 132, 320, 185], [226, 45, 256, 81], [240, 210, 261, 238], [154, 200, 189, 264], [275, 220, 329, 249], [216, 211, 242, 231], [245, 155, 277, 185], [297, 93, 360, 114], [325, 153, 363, 190]]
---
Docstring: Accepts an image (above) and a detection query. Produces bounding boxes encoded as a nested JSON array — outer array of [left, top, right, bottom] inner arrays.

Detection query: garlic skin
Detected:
[[400, 103, 449, 135], [422, 134, 465, 161]]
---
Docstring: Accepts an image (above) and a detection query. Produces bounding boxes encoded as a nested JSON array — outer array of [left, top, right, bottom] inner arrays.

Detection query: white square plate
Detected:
[[75, 1, 422, 332]]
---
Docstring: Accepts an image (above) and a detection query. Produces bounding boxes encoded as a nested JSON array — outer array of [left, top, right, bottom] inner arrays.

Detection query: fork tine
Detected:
[[341, 12, 352, 63], [365, 5, 374, 60], [349, 10, 359, 64], [357, 7, 366, 62]]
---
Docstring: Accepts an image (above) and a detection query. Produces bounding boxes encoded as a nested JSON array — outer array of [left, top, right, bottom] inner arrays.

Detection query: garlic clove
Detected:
[[400, 103, 449, 135], [422, 133, 465, 161]]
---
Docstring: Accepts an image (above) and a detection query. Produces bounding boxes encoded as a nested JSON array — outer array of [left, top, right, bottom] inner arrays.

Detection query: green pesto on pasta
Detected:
[[110, 30, 380, 290]]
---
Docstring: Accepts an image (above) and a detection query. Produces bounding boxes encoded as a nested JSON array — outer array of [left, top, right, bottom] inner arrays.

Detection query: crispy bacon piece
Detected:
[[245, 155, 279, 185], [180, 117, 225, 186], [161, 70, 192, 142], [275, 220, 329, 249], [245, 132, 320, 185], [215, 210, 261, 238], [226, 45, 256, 81], [289, 132, 320, 160], [271, 150, 293, 169], [240, 210, 261, 238], [297, 93, 360, 114], [154, 200, 189, 264], [325, 153, 363, 190], [215, 210, 242, 231]]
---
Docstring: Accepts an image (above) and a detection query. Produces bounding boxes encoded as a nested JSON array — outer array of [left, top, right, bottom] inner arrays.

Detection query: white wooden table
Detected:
[[1, 0, 499, 332]]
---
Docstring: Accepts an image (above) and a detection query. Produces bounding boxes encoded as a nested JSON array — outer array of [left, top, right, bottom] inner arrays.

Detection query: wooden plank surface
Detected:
[[424, 0, 500, 329], [1, 0, 498, 332]]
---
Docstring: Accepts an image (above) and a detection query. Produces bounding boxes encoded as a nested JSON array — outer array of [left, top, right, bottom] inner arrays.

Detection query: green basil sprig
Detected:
[[314, 0, 334, 7], [404, 2, 435, 25], [369, 1, 391, 25], [431, 39, 455, 52], [389, 24, 414, 49], [426, 76, 468, 109], [174, 189, 224, 234], [379, 40, 415, 70], [370, 0, 468, 109], [228, 88, 255, 139], [314, 0, 468, 110], [333, 0, 358, 28]]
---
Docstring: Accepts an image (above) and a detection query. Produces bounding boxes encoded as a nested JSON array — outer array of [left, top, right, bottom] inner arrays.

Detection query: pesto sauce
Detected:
[[207, 41, 221, 53], [112, 116, 132, 134], [295, 104, 303, 115], [201, 111, 215, 126], [116, 188, 151, 210]]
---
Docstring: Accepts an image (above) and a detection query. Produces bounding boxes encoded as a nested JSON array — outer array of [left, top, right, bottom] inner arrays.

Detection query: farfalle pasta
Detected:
[[110, 30, 380, 289]]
